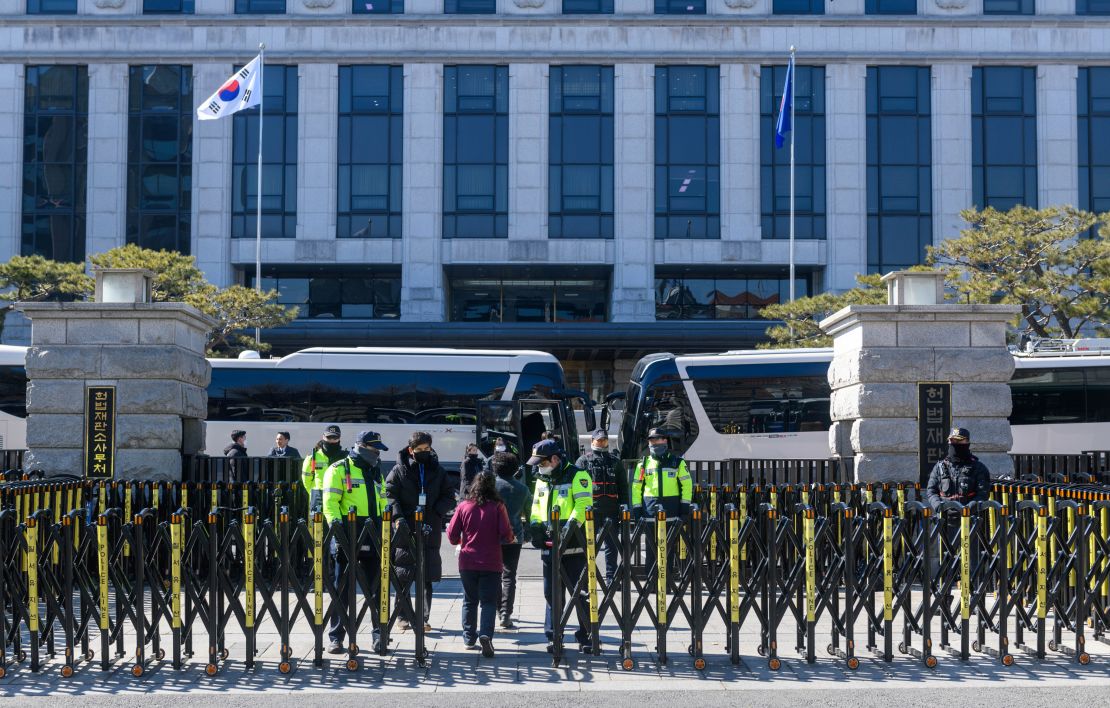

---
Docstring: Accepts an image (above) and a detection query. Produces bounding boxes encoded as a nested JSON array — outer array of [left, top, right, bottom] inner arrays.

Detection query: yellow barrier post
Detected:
[[380, 511, 391, 628], [657, 511, 667, 628], [585, 508, 599, 649], [313, 512, 324, 627]]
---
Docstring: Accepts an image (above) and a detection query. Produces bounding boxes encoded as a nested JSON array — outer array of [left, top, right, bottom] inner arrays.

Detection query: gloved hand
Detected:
[[528, 523, 548, 550], [421, 523, 434, 537]]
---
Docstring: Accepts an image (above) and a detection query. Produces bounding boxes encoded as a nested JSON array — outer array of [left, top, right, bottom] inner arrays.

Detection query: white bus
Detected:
[[0, 346, 596, 471], [610, 345, 1110, 462]]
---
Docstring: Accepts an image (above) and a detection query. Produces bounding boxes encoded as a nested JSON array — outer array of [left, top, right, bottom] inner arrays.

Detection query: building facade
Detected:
[[2, 0, 1108, 399]]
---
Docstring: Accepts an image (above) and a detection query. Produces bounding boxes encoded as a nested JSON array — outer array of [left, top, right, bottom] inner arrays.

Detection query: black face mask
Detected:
[[947, 443, 971, 461], [413, 450, 434, 466], [323, 440, 342, 454], [467, 453, 479, 460]]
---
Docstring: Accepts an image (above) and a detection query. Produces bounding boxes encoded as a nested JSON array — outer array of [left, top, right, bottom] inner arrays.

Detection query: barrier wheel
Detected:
[[60, 665, 74, 678], [972, 641, 980, 653], [897, 642, 906, 655], [621, 658, 635, 671], [925, 655, 938, 669], [1048, 641, 1057, 652], [17, 651, 26, 662], [278, 661, 292, 675], [846, 657, 859, 671], [694, 658, 706, 671], [757, 646, 766, 657], [155, 649, 165, 661], [219, 648, 230, 661], [281, 646, 292, 660], [205, 663, 218, 676], [827, 644, 836, 657], [351, 644, 359, 654], [0, 666, 6, 679], [346, 659, 359, 672], [1001, 654, 1014, 666], [84, 650, 94, 662], [1079, 653, 1091, 666], [131, 664, 144, 678], [687, 645, 695, 657], [768, 658, 781, 671]]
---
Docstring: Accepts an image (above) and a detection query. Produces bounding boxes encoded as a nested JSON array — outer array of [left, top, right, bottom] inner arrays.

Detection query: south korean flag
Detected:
[[197, 54, 262, 121]]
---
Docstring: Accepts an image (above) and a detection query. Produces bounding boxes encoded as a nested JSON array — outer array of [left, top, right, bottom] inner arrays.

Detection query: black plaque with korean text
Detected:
[[918, 382, 951, 485], [84, 386, 116, 479]]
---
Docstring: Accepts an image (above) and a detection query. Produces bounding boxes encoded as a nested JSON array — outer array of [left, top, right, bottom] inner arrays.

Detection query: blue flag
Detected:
[[774, 55, 794, 149]]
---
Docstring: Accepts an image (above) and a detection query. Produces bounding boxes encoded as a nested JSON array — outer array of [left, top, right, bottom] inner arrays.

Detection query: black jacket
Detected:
[[224, 443, 248, 458], [575, 450, 629, 521], [459, 455, 485, 497], [268, 446, 301, 459], [924, 454, 992, 512], [386, 449, 456, 550]]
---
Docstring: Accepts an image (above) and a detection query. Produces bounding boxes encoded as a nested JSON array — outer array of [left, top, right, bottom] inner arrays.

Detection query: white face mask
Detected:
[[591, 443, 608, 452], [538, 463, 554, 475], [495, 444, 506, 453]]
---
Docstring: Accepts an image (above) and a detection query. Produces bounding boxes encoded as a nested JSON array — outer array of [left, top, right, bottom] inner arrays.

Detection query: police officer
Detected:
[[526, 439, 594, 653], [924, 427, 991, 512], [322, 430, 389, 655], [575, 429, 629, 587], [302, 425, 346, 513], [631, 428, 692, 519]]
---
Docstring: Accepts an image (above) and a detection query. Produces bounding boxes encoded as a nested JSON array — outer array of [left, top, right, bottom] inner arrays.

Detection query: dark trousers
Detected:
[[328, 544, 381, 644], [541, 550, 590, 644], [596, 513, 620, 587], [399, 580, 433, 624], [460, 570, 500, 644], [499, 543, 522, 619]]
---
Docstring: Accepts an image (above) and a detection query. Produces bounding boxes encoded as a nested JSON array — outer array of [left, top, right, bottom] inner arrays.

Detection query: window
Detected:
[[761, 65, 825, 240], [1009, 368, 1086, 425], [1079, 68, 1110, 221], [514, 362, 567, 399], [0, 366, 28, 419], [246, 266, 400, 319], [1077, 0, 1110, 13], [867, 66, 931, 274], [22, 66, 87, 263], [445, 0, 494, 12], [550, 66, 613, 239], [563, 0, 612, 12], [637, 376, 700, 457], [232, 65, 297, 240], [865, 0, 915, 12], [144, 0, 193, 13], [984, 0, 1032, 12], [27, 0, 75, 13], [126, 65, 192, 254], [354, 0, 402, 13], [207, 368, 508, 424], [973, 67, 1037, 211], [236, 0, 284, 12], [688, 364, 831, 435], [654, 271, 810, 320], [448, 276, 609, 323], [338, 66, 402, 239], [655, 0, 704, 12], [655, 66, 720, 239], [444, 66, 508, 239], [773, 0, 823, 13]]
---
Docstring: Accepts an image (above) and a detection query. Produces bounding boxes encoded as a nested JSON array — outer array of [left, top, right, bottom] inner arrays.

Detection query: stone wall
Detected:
[[821, 303, 1019, 483], [19, 302, 213, 481]]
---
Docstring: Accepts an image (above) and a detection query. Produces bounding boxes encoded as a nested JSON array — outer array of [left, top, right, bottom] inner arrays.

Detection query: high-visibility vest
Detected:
[[322, 457, 387, 525], [529, 462, 594, 529], [631, 454, 692, 507]]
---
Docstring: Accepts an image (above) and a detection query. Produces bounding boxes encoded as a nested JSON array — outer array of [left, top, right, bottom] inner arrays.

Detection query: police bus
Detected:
[[609, 341, 1110, 462], [0, 345, 596, 470]]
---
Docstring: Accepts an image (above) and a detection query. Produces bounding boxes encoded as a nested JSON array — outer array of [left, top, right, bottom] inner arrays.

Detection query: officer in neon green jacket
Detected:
[[526, 439, 594, 652], [322, 430, 388, 655], [302, 425, 346, 512], [631, 427, 692, 519]]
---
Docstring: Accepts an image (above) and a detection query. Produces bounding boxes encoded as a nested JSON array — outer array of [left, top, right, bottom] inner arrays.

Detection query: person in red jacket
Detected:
[[447, 471, 514, 658]]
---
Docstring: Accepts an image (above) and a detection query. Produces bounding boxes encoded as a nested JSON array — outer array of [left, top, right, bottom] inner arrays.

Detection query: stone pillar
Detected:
[[611, 63, 655, 322], [931, 63, 972, 245], [821, 271, 1018, 483], [19, 303, 213, 481], [192, 63, 234, 287], [401, 63, 445, 321], [295, 63, 339, 266], [720, 63, 761, 250], [508, 63, 548, 242], [86, 64, 129, 257], [824, 63, 867, 292], [1037, 65, 1078, 209]]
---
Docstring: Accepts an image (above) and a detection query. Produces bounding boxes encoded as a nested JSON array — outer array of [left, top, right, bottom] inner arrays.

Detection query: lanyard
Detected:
[[418, 464, 425, 495]]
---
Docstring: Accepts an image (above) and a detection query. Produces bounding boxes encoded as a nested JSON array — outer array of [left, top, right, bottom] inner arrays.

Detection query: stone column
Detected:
[[86, 64, 129, 257], [508, 63, 548, 243], [720, 63, 761, 257], [824, 63, 867, 292], [0, 63, 23, 266], [611, 63, 655, 323], [821, 272, 1018, 483], [295, 63, 339, 266], [401, 63, 445, 321], [20, 303, 213, 481], [931, 63, 972, 245], [192, 63, 234, 287], [1037, 65, 1078, 209]]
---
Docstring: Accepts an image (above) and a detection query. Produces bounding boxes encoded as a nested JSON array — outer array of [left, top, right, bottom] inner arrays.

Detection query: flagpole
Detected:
[[788, 45, 796, 304], [254, 43, 265, 347]]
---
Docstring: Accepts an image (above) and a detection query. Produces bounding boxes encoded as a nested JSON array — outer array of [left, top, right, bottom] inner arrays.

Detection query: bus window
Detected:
[[0, 366, 27, 418], [477, 401, 519, 457], [1009, 368, 1086, 425], [513, 362, 564, 400], [638, 379, 699, 457], [1088, 367, 1110, 422], [692, 375, 829, 434]]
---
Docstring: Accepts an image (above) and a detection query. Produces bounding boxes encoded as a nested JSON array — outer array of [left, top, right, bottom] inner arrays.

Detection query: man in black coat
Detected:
[[385, 431, 456, 632]]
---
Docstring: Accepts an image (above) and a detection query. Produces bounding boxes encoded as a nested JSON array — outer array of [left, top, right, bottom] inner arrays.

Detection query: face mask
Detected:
[[414, 450, 434, 465], [649, 443, 668, 458], [357, 447, 381, 465], [591, 444, 608, 453], [494, 444, 507, 453], [537, 463, 554, 476], [468, 452, 479, 460], [323, 440, 341, 453], [948, 443, 971, 461]]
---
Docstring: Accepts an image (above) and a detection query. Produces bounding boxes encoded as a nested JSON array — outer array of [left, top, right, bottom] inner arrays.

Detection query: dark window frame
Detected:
[[865, 0, 916, 13], [22, 65, 88, 263], [653, 271, 811, 320], [772, 0, 823, 13], [448, 275, 610, 323], [444, 0, 495, 12], [1077, 0, 1110, 13], [972, 66, 1038, 211], [246, 265, 401, 320], [26, 0, 76, 14], [235, 0, 285, 13], [549, 66, 614, 240], [143, 0, 194, 13], [655, 66, 720, 240], [232, 64, 297, 240], [654, 0, 705, 13], [338, 65, 403, 239], [1079, 68, 1110, 225]]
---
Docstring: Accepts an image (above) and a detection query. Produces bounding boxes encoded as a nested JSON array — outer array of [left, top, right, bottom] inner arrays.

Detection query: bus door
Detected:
[[476, 399, 575, 459]]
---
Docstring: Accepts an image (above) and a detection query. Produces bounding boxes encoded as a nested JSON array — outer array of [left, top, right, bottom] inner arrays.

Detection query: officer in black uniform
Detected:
[[574, 429, 628, 587], [924, 427, 991, 512]]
